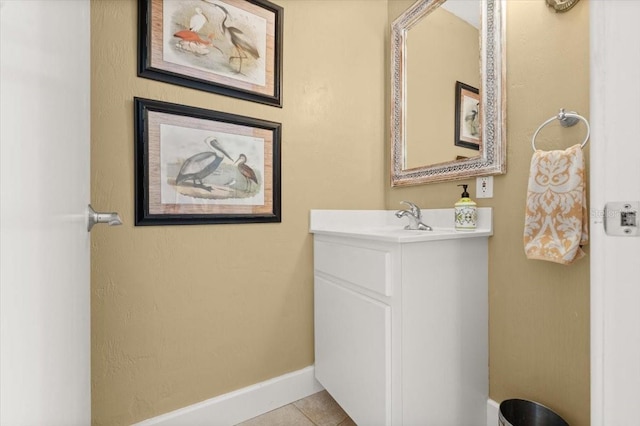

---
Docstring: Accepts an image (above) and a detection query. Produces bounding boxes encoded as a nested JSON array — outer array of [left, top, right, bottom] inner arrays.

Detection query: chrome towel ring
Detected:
[[531, 108, 590, 152]]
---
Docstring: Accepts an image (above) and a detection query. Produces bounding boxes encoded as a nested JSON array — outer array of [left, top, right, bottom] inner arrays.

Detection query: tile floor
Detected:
[[236, 390, 356, 426]]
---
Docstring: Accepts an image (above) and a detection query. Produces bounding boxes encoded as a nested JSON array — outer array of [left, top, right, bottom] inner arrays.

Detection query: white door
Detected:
[[590, 2, 640, 424], [1, 1, 91, 424]]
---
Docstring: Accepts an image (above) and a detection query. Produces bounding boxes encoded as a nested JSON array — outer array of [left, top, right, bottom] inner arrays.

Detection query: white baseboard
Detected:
[[133, 366, 324, 426], [487, 398, 499, 426]]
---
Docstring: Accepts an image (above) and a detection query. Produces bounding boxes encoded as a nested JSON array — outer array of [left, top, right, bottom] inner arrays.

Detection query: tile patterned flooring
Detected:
[[236, 390, 356, 426]]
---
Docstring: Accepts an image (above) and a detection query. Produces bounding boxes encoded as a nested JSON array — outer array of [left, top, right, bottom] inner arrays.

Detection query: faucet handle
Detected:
[[400, 201, 421, 217]]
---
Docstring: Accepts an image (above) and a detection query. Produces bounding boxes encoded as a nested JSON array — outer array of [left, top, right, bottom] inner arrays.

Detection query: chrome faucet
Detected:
[[395, 201, 432, 231]]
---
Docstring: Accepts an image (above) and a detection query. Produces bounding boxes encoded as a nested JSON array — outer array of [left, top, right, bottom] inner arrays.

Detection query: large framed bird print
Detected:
[[138, 0, 283, 107], [134, 97, 282, 225]]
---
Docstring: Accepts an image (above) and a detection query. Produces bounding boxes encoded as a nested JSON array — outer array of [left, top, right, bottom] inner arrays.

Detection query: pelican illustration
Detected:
[[175, 137, 233, 191], [234, 153, 258, 191]]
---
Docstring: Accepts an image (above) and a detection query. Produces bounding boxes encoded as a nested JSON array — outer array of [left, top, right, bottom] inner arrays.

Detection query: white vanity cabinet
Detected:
[[311, 209, 491, 426]]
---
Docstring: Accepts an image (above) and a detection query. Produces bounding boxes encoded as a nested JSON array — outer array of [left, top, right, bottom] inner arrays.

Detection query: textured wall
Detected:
[[386, 1, 590, 425], [90, 1, 387, 424], [92, 0, 590, 424]]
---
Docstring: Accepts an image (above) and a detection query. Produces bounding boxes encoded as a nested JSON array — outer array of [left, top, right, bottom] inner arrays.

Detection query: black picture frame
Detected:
[[138, 0, 283, 107], [134, 97, 281, 225], [454, 81, 481, 151]]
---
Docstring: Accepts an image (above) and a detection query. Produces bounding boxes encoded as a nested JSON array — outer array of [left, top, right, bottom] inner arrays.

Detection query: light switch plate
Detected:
[[604, 202, 640, 236]]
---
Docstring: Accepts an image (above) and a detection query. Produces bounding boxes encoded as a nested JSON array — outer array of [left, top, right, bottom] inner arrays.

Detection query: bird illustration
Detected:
[[174, 30, 212, 45], [234, 154, 258, 191], [175, 137, 233, 191], [465, 102, 480, 137], [189, 7, 209, 32], [173, 30, 223, 55], [212, 3, 260, 74]]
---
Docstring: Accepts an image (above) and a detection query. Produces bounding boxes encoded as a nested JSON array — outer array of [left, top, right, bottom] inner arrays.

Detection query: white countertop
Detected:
[[309, 208, 492, 243]]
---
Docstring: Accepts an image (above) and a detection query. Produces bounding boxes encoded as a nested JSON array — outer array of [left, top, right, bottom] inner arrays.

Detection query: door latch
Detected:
[[604, 202, 639, 236]]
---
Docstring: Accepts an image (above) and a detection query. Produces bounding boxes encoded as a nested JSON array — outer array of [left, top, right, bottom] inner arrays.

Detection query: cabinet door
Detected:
[[315, 276, 391, 426]]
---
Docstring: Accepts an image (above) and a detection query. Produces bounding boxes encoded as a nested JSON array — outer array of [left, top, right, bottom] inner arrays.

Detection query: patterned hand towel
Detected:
[[523, 144, 588, 265]]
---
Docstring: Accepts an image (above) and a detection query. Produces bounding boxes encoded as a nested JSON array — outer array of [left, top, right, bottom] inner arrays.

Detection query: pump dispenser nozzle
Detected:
[[458, 184, 470, 198]]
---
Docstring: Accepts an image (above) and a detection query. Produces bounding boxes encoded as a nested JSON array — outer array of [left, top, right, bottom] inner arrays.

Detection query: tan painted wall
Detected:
[[90, 1, 387, 424], [386, 2, 590, 425], [92, 0, 589, 425]]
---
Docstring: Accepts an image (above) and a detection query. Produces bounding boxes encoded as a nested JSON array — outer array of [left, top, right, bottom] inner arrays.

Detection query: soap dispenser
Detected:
[[455, 184, 477, 231]]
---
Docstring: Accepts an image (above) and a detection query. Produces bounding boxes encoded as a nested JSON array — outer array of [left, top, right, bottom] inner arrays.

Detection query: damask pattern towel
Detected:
[[523, 144, 588, 265]]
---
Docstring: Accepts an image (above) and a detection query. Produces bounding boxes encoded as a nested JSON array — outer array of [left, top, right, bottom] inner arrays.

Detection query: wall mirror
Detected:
[[390, 0, 506, 186]]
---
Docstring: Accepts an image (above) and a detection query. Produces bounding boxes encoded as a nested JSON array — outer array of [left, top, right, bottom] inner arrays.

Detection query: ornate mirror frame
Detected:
[[390, 0, 506, 186]]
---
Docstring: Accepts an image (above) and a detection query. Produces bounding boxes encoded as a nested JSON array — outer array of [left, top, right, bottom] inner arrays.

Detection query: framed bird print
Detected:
[[134, 97, 281, 225], [138, 0, 283, 107], [454, 81, 481, 151]]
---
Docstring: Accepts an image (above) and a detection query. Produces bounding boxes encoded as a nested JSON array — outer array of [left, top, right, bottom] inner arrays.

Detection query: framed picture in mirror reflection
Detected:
[[454, 81, 481, 150]]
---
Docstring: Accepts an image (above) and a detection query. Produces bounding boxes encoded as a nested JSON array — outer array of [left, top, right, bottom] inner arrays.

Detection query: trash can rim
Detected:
[[498, 398, 569, 426]]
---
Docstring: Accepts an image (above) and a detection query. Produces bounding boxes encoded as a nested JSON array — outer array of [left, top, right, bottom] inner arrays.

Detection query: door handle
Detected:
[[87, 204, 122, 232]]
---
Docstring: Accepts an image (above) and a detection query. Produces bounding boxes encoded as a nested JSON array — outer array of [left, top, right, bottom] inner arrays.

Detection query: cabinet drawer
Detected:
[[314, 240, 392, 296]]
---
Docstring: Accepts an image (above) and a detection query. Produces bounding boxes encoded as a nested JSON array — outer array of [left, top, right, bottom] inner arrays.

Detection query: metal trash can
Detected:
[[499, 399, 569, 426]]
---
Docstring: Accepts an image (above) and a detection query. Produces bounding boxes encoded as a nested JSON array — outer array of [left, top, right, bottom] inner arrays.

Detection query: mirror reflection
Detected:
[[390, 0, 506, 186], [406, 1, 480, 168]]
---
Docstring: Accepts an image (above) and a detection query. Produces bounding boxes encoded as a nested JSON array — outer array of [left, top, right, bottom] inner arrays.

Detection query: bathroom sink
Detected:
[[309, 208, 492, 243]]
